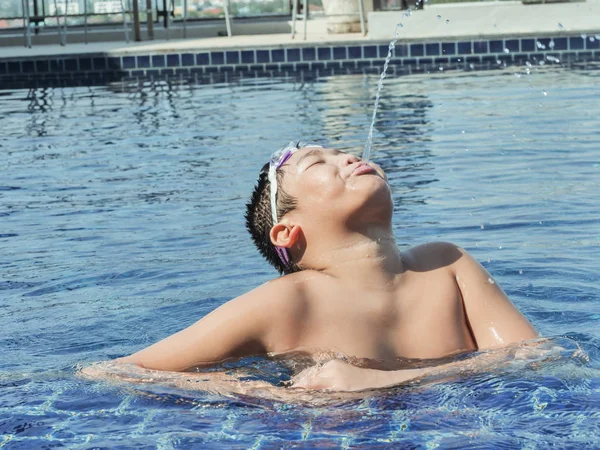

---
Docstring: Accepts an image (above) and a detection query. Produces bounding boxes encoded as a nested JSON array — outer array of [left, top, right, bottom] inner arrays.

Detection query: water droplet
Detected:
[[461, 130, 465, 134], [469, 63, 475, 69], [542, 90, 548, 96], [488, 278, 495, 285], [403, 8, 412, 17], [581, 33, 587, 39], [480, 224, 485, 229], [498, 245, 502, 249], [465, 148, 469, 152], [549, 40, 555, 48], [439, 66, 444, 71], [487, 258, 491, 263], [446, 19, 450, 24], [519, 270, 524, 275], [536, 41, 546, 49], [503, 48, 510, 54], [557, 22, 564, 29], [526, 61, 532, 67], [437, 14, 442, 19], [590, 36, 596, 42], [514, 73, 522, 78]]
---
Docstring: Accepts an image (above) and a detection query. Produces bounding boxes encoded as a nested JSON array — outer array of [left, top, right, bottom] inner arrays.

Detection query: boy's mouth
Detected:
[[351, 163, 377, 177]]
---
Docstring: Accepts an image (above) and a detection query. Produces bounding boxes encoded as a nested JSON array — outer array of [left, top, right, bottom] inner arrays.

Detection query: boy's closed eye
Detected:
[[307, 159, 325, 168]]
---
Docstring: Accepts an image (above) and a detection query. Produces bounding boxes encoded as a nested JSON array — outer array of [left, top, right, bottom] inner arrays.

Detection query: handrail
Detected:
[[7, 0, 269, 47]]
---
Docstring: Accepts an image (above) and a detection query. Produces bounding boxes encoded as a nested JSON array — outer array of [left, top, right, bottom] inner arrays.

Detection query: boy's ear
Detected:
[[270, 223, 302, 249]]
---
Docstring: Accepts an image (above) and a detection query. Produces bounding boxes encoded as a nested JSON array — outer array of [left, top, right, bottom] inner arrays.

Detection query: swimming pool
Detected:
[[1, 64, 599, 447]]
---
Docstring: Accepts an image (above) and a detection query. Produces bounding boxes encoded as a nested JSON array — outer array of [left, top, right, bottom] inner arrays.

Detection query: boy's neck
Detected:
[[304, 227, 404, 290]]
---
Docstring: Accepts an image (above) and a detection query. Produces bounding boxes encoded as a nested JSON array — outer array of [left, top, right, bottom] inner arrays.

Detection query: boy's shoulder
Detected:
[[261, 269, 331, 294], [245, 269, 329, 307], [403, 241, 464, 273]]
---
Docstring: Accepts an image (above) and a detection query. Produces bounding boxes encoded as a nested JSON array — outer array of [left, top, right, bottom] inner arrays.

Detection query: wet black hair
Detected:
[[245, 163, 302, 275]]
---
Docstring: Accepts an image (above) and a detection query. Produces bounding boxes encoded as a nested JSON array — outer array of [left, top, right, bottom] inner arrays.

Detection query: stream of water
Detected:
[[362, 9, 413, 163]]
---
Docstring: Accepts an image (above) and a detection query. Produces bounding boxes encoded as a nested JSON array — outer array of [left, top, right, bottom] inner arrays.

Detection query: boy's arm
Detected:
[[450, 245, 539, 349], [292, 342, 559, 392], [117, 277, 304, 371]]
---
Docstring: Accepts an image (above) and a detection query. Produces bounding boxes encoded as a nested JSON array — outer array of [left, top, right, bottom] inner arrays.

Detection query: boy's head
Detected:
[[245, 142, 390, 275]]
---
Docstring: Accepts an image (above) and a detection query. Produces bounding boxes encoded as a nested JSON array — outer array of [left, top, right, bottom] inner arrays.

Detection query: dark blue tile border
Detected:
[[348, 46, 361, 59], [521, 39, 535, 52], [317, 47, 331, 61], [181, 53, 195, 66], [93, 57, 106, 70], [256, 50, 270, 63], [363, 46, 377, 58], [442, 42, 456, 55], [22, 61, 35, 73], [473, 41, 488, 54], [553, 37, 568, 50], [35, 60, 49, 72], [504, 39, 519, 53], [167, 54, 180, 67], [136, 55, 150, 68], [196, 53, 209, 65], [457, 42, 472, 55], [64, 58, 78, 71], [242, 50, 255, 63], [271, 49, 285, 63], [396, 44, 409, 57], [79, 58, 92, 70], [152, 55, 165, 67], [122, 56, 135, 69], [333, 47, 347, 60], [425, 43, 440, 56], [588, 37, 600, 50], [286, 48, 300, 62], [302, 47, 316, 61], [1, 33, 598, 88], [410, 43, 424, 57], [210, 52, 224, 65]]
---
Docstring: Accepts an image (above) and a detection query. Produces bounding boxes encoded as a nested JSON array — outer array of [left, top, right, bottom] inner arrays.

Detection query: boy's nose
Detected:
[[344, 154, 361, 165]]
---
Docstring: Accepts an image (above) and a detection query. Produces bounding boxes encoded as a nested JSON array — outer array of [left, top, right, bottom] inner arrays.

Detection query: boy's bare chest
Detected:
[[297, 271, 476, 360]]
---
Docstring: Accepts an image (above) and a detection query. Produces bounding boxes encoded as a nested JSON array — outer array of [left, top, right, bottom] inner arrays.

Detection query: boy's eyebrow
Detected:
[[296, 148, 323, 166]]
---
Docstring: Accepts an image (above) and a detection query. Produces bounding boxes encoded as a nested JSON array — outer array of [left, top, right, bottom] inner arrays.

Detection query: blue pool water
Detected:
[[2, 65, 600, 447]]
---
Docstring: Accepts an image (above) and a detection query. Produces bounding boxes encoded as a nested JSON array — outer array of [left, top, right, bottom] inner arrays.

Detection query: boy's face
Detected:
[[278, 147, 392, 227]]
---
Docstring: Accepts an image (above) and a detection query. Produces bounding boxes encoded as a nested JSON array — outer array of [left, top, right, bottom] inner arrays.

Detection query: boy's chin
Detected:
[[350, 176, 391, 201], [346, 193, 393, 223]]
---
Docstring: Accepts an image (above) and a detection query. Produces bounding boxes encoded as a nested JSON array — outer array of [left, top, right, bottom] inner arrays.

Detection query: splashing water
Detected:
[[362, 9, 412, 163]]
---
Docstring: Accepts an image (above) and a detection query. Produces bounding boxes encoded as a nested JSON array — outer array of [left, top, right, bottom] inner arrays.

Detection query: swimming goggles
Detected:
[[268, 141, 322, 268]]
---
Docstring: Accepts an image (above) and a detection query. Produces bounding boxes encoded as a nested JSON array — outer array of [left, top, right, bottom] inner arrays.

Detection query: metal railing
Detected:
[[2, 0, 292, 47]]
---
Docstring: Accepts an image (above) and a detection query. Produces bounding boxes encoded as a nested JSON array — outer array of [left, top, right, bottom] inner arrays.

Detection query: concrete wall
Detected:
[[368, 0, 600, 41]]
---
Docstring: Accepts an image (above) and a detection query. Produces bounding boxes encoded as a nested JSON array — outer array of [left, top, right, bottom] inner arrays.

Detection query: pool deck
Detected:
[[0, 0, 599, 59]]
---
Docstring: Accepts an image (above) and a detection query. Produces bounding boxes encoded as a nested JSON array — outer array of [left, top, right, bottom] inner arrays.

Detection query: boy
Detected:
[[114, 142, 538, 390]]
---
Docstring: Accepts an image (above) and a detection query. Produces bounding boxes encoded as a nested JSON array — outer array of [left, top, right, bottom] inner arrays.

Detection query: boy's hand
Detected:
[[292, 360, 423, 392]]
